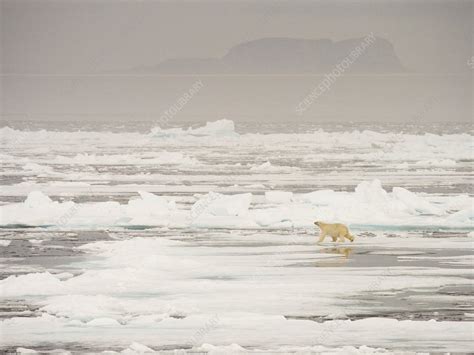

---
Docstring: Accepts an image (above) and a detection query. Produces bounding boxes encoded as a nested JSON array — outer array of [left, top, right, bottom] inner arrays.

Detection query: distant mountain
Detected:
[[133, 37, 404, 74]]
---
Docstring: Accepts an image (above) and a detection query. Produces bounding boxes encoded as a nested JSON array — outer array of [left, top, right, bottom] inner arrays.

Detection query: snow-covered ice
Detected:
[[1, 179, 471, 229]]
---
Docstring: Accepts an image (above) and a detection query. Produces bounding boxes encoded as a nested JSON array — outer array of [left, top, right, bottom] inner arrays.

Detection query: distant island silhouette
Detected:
[[132, 37, 404, 74]]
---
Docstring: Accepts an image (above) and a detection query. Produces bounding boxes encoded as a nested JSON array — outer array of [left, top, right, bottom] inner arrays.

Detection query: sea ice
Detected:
[[265, 191, 293, 204], [0, 180, 472, 229]]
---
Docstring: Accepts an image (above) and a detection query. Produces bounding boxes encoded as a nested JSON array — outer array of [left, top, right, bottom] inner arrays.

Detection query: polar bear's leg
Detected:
[[344, 233, 354, 242], [317, 232, 327, 243]]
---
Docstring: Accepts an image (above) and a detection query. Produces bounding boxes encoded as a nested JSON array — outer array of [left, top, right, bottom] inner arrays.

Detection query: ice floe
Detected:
[[0, 231, 473, 352], [150, 119, 238, 138], [0, 190, 182, 227], [265, 191, 293, 204], [0, 180, 472, 229]]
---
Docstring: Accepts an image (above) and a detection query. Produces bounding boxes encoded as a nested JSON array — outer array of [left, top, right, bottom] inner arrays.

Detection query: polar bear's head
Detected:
[[314, 221, 321, 227]]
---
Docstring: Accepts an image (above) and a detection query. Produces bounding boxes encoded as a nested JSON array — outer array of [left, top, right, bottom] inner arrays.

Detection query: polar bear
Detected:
[[314, 221, 354, 244]]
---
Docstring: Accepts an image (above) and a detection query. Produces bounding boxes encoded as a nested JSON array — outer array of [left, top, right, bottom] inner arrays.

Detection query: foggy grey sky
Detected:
[[2, 0, 472, 74], [0, 0, 473, 123]]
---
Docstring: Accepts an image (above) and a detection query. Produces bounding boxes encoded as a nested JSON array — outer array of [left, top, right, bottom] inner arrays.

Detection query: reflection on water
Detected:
[[312, 246, 354, 267], [320, 246, 353, 258]]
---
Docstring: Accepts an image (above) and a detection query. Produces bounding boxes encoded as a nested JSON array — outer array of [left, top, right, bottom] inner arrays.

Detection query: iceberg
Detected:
[[191, 192, 252, 218], [150, 119, 238, 138]]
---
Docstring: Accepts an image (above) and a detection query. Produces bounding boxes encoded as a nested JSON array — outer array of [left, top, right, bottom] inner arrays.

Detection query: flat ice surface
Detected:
[[0, 120, 473, 354]]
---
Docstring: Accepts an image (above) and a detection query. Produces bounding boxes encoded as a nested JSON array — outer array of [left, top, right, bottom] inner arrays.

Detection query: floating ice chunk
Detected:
[[150, 119, 238, 138], [77, 237, 200, 271], [40, 295, 125, 322], [16, 348, 38, 354], [0, 240, 11, 247], [25, 191, 53, 208], [245, 184, 266, 189], [138, 191, 175, 209], [265, 191, 293, 204], [0, 272, 65, 296], [73, 201, 124, 226], [39, 292, 188, 323], [446, 205, 474, 224], [189, 119, 237, 136], [442, 194, 473, 211], [250, 161, 271, 171], [197, 343, 246, 354], [190, 214, 258, 229], [0, 191, 178, 227], [295, 180, 460, 227], [354, 179, 391, 206], [190, 192, 256, 228], [86, 318, 121, 327], [127, 314, 170, 325], [122, 342, 155, 354], [250, 161, 299, 172], [53, 272, 74, 280], [350, 179, 443, 218], [191, 192, 252, 217], [125, 191, 175, 225], [300, 189, 342, 205], [0, 191, 76, 226], [391, 187, 443, 215], [253, 207, 294, 227]]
